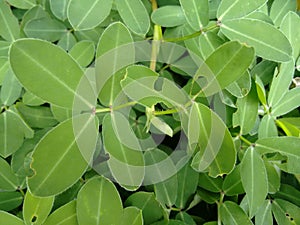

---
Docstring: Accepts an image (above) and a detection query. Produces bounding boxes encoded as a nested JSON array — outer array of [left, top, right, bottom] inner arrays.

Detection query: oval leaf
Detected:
[[77, 176, 123, 225], [43, 200, 78, 225], [67, 0, 112, 30], [179, 0, 209, 30], [221, 18, 292, 62], [151, 6, 186, 27], [27, 114, 98, 196], [189, 103, 236, 177], [0, 0, 20, 41], [0, 211, 24, 225], [217, 0, 267, 21], [24, 17, 67, 42], [255, 137, 300, 174], [10, 39, 92, 109], [23, 191, 54, 225], [240, 147, 268, 217], [196, 41, 254, 97], [115, 0, 150, 36], [220, 201, 253, 225]]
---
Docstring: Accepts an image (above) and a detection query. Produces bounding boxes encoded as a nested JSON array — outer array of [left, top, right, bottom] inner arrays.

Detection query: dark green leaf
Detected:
[[0, 191, 23, 211]]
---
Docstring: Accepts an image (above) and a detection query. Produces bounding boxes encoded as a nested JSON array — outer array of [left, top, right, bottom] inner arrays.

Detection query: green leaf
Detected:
[[22, 91, 46, 106], [255, 75, 267, 106], [77, 176, 123, 225], [43, 200, 78, 225], [221, 18, 292, 62], [103, 112, 144, 190], [196, 41, 254, 97], [270, 0, 297, 27], [0, 110, 29, 158], [226, 71, 252, 98], [150, 117, 173, 137], [189, 103, 236, 177], [272, 199, 300, 225], [144, 149, 177, 206], [57, 32, 77, 51], [23, 191, 54, 225], [175, 161, 199, 209], [276, 117, 300, 137], [0, 0, 20, 41], [0, 191, 23, 211], [69, 40, 95, 67], [15, 103, 58, 128], [175, 212, 196, 225], [6, 0, 36, 9], [151, 6, 186, 27], [96, 22, 134, 106], [121, 65, 189, 107], [258, 115, 278, 139], [179, 0, 209, 30], [198, 173, 223, 193], [198, 30, 224, 60], [67, 0, 112, 30], [0, 211, 24, 225], [268, 60, 294, 108], [27, 114, 98, 196], [50, 105, 72, 122], [0, 41, 10, 57], [10, 39, 93, 109], [264, 159, 280, 194], [217, 0, 267, 21], [0, 157, 19, 191], [125, 192, 166, 225], [49, 0, 69, 21], [281, 12, 300, 60], [240, 147, 268, 218], [115, 0, 150, 36], [196, 188, 220, 204], [272, 87, 300, 117], [0, 57, 9, 84], [255, 137, 300, 174], [220, 201, 253, 225], [233, 83, 259, 135], [121, 207, 143, 225], [255, 200, 272, 225], [272, 184, 300, 207], [0, 68, 22, 106], [222, 165, 245, 196], [24, 17, 67, 42]]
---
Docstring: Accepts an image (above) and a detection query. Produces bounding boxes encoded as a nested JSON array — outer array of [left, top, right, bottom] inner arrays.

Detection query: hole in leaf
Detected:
[[285, 213, 290, 217], [31, 215, 37, 223]]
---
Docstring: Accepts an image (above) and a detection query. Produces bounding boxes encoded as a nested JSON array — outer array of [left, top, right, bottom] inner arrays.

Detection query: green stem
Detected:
[[239, 135, 252, 146], [153, 108, 178, 116], [163, 23, 219, 42], [217, 192, 225, 225], [150, 0, 162, 71], [95, 101, 137, 114]]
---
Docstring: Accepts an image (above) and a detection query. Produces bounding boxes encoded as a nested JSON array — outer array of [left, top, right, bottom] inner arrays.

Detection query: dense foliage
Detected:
[[0, 0, 300, 224]]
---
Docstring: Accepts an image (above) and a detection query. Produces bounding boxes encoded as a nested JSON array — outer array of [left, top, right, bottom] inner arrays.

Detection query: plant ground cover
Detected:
[[0, 0, 300, 224]]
